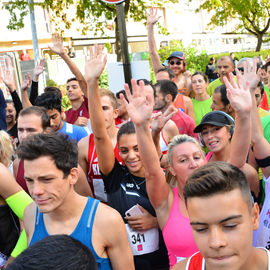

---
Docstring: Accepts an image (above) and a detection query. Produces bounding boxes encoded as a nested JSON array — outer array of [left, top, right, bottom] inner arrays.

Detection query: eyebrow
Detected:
[[190, 215, 242, 226]]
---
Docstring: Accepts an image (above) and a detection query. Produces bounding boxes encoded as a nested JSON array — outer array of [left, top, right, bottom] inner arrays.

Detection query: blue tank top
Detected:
[[29, 197, 112, 270]]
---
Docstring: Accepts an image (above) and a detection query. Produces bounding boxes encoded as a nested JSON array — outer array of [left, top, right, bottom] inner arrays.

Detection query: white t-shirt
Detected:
[[254, 175, 270, 249]]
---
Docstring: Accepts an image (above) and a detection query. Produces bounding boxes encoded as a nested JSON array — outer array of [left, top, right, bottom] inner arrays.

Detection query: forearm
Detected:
[[147, 24, 162, 74], [230, 112, 251, 168], [151, 129, 162, 158], [10, 90, 23, 115], [29, 80, 38, 104], [61, 52, 87, 96], [21, 89, 32, 108]]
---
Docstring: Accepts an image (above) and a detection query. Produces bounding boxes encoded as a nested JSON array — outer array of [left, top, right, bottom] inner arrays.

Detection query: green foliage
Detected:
[[157, 40, 209, 73], [99, 69, 109, 89], [198, 0, 270, 51], [4, 0, 178, 36]]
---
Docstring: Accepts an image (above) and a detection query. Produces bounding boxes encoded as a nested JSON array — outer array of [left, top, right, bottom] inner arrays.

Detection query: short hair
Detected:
[[136, 79, 156, 97], [0, 131, 13, 167], [217, 56, 234, 67], [184, 161, 253, 210], [6, 235, 98, 270], [155, 80, 178, 101], [44, 86, 62, 99], [17, 133, 78, 178], [167, 134, 204, 167], [18, 106, 50, 130], [67, 77, 78, 84], [99, 88, 117, 110], [117, 121, 135, 143], [157, 67, 176, 80], [191, 71, 208, 83], [210, 57, 215, 61], [35, 92, 62, 114], [6, 100, 15, 106], [265, 61, 270, 72], [214, 84, 230, 106]]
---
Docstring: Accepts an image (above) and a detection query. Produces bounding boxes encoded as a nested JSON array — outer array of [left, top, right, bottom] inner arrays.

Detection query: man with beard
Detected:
[[207, 56, 235, 96]]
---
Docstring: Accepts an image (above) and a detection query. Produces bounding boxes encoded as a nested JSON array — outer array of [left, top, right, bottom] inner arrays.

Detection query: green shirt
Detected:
[[192, 97, 213, 126], [261, 115, 270, 142], [207, 78, 223, 96]]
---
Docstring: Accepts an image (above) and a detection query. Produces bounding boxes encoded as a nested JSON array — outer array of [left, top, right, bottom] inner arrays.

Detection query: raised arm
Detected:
[[29, 59, 46, 104], [223, 70, 251, 168], [147, 8, 163, 75], [20, 73, 32, 108], [85, 45, 115, 175], [49, 34, 87, 96], [122, 79, 172, 209]]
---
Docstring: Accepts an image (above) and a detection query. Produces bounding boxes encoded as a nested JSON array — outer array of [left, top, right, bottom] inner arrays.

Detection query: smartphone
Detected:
[[125, 205, 143, 217]]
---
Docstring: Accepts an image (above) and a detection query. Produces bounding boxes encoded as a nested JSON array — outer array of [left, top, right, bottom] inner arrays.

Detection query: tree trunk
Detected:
[[256, 34, 263, 52], [114, 17, 122, 61]]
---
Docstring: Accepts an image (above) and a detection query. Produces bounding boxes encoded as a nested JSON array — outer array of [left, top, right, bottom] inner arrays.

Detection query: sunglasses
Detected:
[[169, 60, 182, 66]]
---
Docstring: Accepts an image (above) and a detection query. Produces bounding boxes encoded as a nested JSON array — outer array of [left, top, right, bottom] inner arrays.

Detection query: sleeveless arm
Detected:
[[85, 46, 115, 175]]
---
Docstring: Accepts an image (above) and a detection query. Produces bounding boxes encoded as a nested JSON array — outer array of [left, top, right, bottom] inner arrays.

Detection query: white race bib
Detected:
[[125, 224, 159, 256]]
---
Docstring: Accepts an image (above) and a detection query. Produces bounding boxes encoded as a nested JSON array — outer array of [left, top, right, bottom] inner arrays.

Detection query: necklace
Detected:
[[130, 174, 146, 190]]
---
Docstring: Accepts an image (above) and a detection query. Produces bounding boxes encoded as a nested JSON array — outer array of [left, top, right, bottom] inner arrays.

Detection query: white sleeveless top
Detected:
[[185, 248, 270, 270]]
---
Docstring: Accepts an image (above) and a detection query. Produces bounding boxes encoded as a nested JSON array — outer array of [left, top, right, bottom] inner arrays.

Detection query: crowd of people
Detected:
[[1, 7, 270, 270]]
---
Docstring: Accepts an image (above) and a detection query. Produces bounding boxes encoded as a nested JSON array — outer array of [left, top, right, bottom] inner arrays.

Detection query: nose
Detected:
[[128, 149, 137, 160], [31, 181, 45, 196], [208, 227, 227, 250], [189, 158, 199, 169], [20, 130, 28, 141]]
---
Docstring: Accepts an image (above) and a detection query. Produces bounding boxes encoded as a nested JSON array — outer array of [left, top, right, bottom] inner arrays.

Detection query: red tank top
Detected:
[[87, 133, 122, 202], [65, 97, 89, 124], [260, 91, 270, 111], [16, 160, 29, 194], [186, 252, 204, 270]]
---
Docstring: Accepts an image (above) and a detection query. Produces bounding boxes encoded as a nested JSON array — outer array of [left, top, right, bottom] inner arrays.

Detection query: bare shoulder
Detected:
[[183, 95, 192, 104], [171, 258, 188, 270], [13, 157, 20, 178], [23, 202, 36, 242]]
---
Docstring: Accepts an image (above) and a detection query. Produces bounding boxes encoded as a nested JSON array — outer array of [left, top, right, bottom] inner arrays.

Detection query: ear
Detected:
[[251, 202, 260, 231], [168, 165, 176, 177], [113, 108, 119, 119], [68, 167, 80, 186], [60, 108, 65, 120], [226, 104, 234, 114], [165, 94, 172, 103]]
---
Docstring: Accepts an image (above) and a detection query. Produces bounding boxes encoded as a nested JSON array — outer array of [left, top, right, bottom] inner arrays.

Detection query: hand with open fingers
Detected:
[[33, 59, 46, 79], [21, 73, 31, 91], [3, 66, 16, 92], [125, 205, 158, 231], [49, 33, 66, 56], [84, 44, 107, 82], [224, 71, 252, 113], [147, 7, 161, 25], [121, 79, 153, 126], [151, 105, 177, 133], [239, 58, 261, 92]]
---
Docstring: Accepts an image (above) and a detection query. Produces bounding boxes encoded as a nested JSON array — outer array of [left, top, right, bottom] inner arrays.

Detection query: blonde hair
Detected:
[[0, 131, 14, 167], [166, 135, 205, 186]]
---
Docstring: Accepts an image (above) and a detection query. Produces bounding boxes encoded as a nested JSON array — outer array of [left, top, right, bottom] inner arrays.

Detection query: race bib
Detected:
[[125, 224, 159, 256]]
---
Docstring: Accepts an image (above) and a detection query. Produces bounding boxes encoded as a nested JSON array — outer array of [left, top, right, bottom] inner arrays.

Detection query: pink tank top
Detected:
[[162, 187, 198, 269]]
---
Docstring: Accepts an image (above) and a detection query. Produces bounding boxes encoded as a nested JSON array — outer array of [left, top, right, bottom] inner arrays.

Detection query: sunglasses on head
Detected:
[[169, 60, 182, 66]]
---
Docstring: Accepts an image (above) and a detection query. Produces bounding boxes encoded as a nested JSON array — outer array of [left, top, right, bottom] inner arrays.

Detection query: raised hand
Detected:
[[121, 79, 153, 126], [239, 58, 261, 92], [49, 33, 66, 56], [21, 73, 31, 91], [147, 7, 161, 25], [84, 44, 107, 82], [33, 59, 46, 81], [2, 58, 16, 92], [224, 70, 252, 113], [151, 105, 176, 133]]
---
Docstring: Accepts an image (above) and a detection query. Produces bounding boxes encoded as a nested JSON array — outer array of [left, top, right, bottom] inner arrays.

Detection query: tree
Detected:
[[198, 0, 270, 51], [3, 0, 178, 60]]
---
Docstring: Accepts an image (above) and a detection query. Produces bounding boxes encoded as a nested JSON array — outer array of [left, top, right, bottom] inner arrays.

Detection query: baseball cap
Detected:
[[167, 51, 185, 60], [194, 111, 234, 133]]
